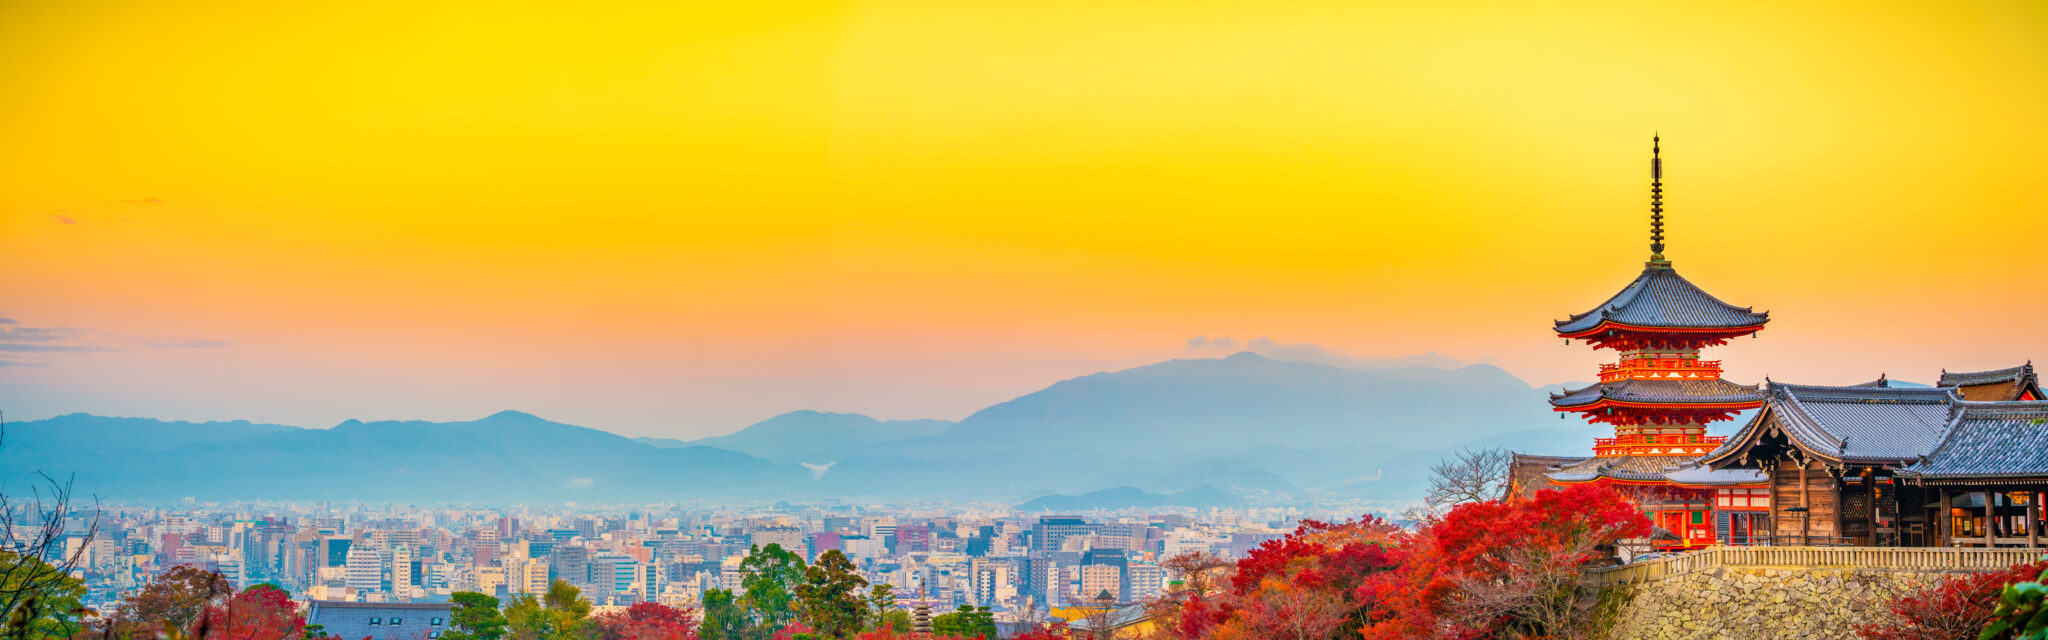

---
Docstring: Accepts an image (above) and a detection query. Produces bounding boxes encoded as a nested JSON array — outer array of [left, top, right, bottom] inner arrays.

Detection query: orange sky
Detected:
[[2, 0, 2044, 437]]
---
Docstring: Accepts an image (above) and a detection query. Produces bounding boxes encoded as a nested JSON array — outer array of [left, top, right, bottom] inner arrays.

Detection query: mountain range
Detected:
[[0, 352, 1597, 507]]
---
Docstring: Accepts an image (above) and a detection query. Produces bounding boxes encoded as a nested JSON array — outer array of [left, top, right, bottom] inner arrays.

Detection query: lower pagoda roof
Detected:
[[1545, 455, 1764, 486], [1550, 378, 1761, 409]]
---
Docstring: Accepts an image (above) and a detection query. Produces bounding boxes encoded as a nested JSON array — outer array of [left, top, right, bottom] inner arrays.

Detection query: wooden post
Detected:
[[1985, 491, 1997, 547], [2029, 491, 2039, 549], [1939, 490, 1952, 547], [1800, 462, 1810, 545]]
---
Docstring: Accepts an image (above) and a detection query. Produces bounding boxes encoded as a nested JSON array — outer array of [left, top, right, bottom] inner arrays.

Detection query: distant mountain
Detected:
[[1017, 485, 1244, 511], [893, 352, 1551, 460], [7, 352, 1592, 505], [639, 411, 954, 463], [1, 410, 806, 503]]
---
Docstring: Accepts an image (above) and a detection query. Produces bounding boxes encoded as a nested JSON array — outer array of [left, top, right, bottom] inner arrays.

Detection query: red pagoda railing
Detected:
[[1598, 359, 1725, 382]]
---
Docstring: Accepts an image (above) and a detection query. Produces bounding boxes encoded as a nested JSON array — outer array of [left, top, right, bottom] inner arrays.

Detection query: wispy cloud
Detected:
[[51, 214, 78, 225], [0, 314, 231, 366]]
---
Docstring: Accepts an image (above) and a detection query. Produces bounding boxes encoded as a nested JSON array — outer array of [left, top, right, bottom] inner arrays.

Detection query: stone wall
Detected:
[[1602, 566, 1952, 640]]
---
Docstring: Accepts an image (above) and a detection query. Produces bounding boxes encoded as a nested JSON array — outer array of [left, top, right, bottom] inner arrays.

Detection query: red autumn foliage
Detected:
[[592, 602, 700, 640], [1160, 484, 1649, 640], [1854, 561, 2048, 640], [202, 584, 310, 640], [1361, 483, 1649, 640]]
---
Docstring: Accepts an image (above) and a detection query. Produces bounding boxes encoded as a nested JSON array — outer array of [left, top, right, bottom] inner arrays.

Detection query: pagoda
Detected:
[[1529, 138, 1774, 550]]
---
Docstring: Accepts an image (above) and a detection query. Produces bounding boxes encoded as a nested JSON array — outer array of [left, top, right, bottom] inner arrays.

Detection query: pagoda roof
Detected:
[[1549, 378, 1760, 409], [1700, 383, 1959, 467], [1545, 456, 1764, 486], [1554, 266, 1768, 336], [1896, 401, 2048, 483], [1549, 455, 1690, 483]]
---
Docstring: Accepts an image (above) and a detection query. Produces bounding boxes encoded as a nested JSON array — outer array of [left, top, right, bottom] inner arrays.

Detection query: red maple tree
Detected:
[[591, 602, 700, 640]]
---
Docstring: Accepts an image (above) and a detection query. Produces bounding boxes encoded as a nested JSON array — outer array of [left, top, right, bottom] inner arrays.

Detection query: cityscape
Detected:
[[6, 1, 2047, 640]]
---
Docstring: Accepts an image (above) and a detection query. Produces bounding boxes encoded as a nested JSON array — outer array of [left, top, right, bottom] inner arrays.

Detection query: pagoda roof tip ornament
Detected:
[[1647, 135, 1670, 269]]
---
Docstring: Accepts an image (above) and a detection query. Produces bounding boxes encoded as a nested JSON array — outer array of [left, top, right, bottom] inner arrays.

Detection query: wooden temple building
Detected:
[[1513, 139, 2046, 550], [1699, 368, 2047, 548]]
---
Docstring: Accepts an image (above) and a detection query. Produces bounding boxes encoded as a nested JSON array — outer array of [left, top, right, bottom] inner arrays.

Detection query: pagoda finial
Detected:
[[1648, 135, 1669, 268]]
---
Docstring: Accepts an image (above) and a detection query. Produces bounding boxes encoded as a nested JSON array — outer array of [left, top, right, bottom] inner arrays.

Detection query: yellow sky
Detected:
[[2, 0, 2044, 436]]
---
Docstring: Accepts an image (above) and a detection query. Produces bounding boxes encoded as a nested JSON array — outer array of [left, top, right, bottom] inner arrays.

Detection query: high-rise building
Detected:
[[551, 545, 590, 587], [344, 546, 382, 592], [1032, 516, 1098, 552]]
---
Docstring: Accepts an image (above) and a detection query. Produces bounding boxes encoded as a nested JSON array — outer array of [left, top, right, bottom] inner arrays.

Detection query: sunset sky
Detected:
[[3, 0, 2044, 438]]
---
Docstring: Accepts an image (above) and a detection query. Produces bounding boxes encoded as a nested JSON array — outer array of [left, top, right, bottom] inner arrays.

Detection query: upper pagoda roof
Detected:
[[1550, 377, 1760, 409], [1937, 362, 2041, 401], [1554, 265, 1769, 336], [1700, 383, 1960, 468], [1895, 401, 2048, 483]]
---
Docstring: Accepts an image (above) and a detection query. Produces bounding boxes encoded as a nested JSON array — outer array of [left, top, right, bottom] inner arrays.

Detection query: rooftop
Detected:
[[1896, 401, 2048, 482], [1554, 266, 1769, 336]]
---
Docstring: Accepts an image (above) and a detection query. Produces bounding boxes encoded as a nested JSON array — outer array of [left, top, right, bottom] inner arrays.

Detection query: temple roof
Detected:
[[1896, 401, 2048, 483], [1550, 377, 1760, 409], [1701, 383, 1959, 467], [1937, 363, 2041, 401], [1938, 363, 2034, 387], [1554, 266, 1769, 336]]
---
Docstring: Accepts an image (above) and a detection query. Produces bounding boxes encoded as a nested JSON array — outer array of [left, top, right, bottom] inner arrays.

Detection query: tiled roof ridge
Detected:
[[1938, 361, 2035, 387], [1770, 381, 1956, 403], [1956, 399, 2048, 418]]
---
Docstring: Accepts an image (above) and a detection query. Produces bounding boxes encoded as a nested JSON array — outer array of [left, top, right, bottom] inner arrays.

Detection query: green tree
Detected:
[[792, 551, 867, 638], [0, 551, 87, 640], [697, 589, 748, 640], [443, 592, 508, 640], [506, 580, 592, 640], [929, 605, 995, 640], [738, 544, 805, 638], [861, 584, 896, 631]]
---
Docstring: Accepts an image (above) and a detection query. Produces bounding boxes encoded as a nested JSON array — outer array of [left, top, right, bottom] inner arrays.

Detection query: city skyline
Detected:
[[5, 1, 2045, 437]]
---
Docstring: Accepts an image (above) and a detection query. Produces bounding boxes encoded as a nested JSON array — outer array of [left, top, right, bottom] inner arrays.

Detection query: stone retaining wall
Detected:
[[1602, 566, 1949, 640]]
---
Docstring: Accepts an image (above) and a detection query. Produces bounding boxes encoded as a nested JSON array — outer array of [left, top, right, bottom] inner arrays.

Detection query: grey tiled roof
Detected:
[[1662, 464, 1768, 485], [1704, 383, 1960, 464], [1938, 363, 2035, 387], [1550, 378, 1761, 408], [1554, 266, 1769, 334], [1897, 402, 2048, 480], [1549, 455, 1694, 482]]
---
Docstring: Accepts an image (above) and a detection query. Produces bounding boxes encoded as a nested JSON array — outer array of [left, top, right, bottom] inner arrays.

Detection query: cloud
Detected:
[[1213, 337, 1238, 350], [0, 343, 108, 353], [51, 214, 77, 225], [132, 338, 233, 349], [0, 316, 231, 364], [566, 477, 596, 490]]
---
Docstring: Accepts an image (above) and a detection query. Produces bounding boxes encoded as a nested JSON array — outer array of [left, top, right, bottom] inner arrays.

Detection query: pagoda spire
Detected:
[[1648, 135, 1669, 268]]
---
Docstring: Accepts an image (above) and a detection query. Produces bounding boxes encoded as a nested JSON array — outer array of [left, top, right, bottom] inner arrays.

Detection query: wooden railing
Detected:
[[1586, 546, 2048, 586]]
